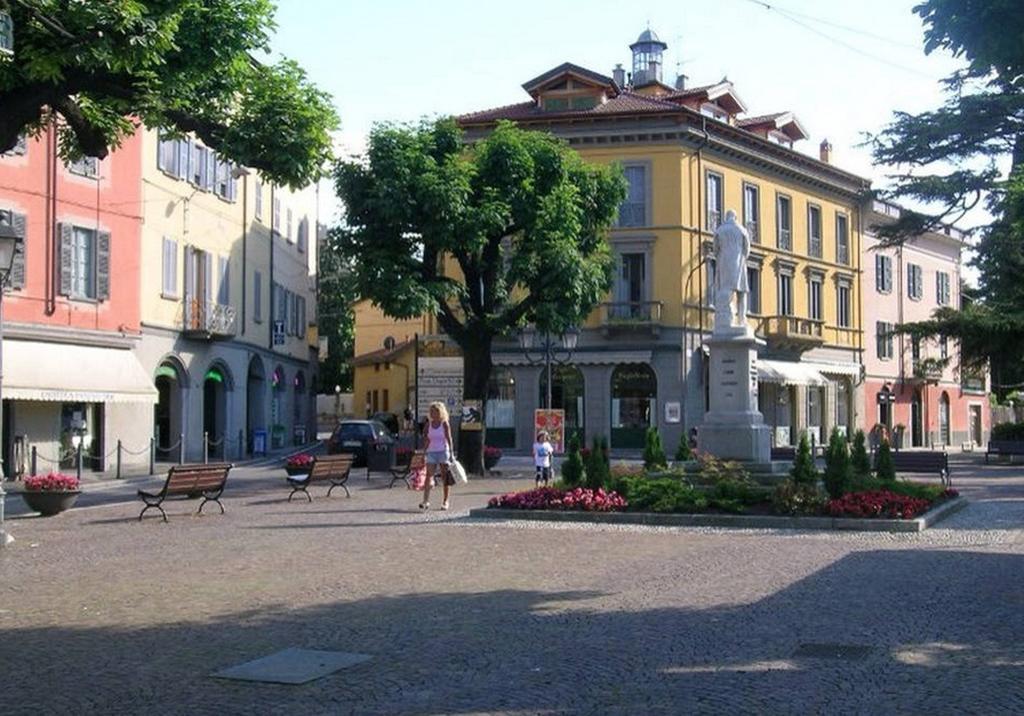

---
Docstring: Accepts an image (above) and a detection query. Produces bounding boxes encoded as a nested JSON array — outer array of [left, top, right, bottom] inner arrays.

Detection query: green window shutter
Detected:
[[10, 212, 26, 290], [58, 223, 73, 296], [97, 230, 111, 300]]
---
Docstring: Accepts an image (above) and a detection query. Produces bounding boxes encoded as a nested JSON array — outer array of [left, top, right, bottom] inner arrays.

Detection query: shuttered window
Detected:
[[0, 210, 25, 290], [936, 271, 951, 305], [162, 237, 178, 297], [158, 134, 178, 174], [254, 270, 263, 322], [297, 217, 308, 253], [875, 254, 893, 293], [254, 180, 263, 221], [907, 263, 923, 300], [217, 255, 230, 306]]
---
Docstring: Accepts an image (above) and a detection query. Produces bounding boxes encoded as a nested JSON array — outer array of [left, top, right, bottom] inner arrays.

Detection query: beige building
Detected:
[[136, 129, 319, 460]]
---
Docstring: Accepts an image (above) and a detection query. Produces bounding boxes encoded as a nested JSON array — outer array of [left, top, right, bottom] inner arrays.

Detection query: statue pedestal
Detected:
[[698, 329, 771, 463]]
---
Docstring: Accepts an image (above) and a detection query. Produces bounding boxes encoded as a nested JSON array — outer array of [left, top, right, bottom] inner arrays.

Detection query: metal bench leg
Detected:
[[197, 497, 225, 515], [288, 485, 312, 503], [139, 503, 167, 523], [327, 480, 350, 498]]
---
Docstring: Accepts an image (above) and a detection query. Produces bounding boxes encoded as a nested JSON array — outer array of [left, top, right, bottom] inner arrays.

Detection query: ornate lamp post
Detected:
[[518, 327, 579, 412], [0, 221, 23, 547]]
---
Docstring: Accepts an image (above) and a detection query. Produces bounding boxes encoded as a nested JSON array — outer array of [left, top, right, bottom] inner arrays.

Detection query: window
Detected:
[[778, 271, 793, 316], [190, 143, 209, 187], [807, 204, 822, 258], [254, 270, 263, 322], [837, 282, 851, 328], [877, 321, 894, 359], [286, 208, 293, 242], [298, 295, 306, 336], [912, 336, 921, 361], [272, 195, 281, 235], [937, 271, 951, 305], [67, 156, 98, 178], [747, 265, 761, 314], [808, 274, 823, 321], [0, 210, 26, 290], [875, 254, 893, 293], [297, 217, 308, 253], [71, 227, 97, 299], [570, 95, 598, 110], [618, 165, 646, 227], [175, 138, 190, 180], [706, 171, 723, 231], [217, 256, 230, 306], [700, 103, 728, 121], [940, 335, 949, 359], [908, 263, 923, 300], [254, 180, 263, 221], [742, 183, 759, 243], [162, 238, 178, 297], [836, 213, 850, 265], [769, 131, 793, 149], [543, 97, 569, 112], [158, 134, 179, 175], [776, 194, 792, 250], [613, 252, 647, 318]]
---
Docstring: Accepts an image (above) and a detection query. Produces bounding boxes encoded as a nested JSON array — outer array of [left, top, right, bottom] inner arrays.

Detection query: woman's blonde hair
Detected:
[[428, 401, 449, 422]]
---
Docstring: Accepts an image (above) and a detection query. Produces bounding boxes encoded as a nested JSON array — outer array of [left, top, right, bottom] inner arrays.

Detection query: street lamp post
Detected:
[[518, 327, 579, 412], [0, 222, 23, 547]]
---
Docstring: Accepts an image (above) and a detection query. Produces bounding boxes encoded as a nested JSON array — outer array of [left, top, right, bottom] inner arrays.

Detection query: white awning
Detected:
[[802, 360, 861, 377], [4, 340, 158, 404], [758, 359, 828, 386]]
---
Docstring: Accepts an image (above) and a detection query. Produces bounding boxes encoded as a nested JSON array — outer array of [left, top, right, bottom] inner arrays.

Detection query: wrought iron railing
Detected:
[[601, 301, 663, 326], [184, 299, 237, 337]]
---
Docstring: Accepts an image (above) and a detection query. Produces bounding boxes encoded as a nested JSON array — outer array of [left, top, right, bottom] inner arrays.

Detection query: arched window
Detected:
[[611, 363, 657, 449]]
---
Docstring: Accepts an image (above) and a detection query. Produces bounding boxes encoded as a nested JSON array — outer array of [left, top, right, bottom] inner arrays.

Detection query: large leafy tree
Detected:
[[0, 0, 337, 187], [334, 118, 625, 471], [316, 234, 357, 394], [869, 0, 1024, 396]]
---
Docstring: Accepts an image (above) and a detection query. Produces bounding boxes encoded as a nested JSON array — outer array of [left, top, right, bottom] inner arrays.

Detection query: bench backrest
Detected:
[[887, 451, 947, 472], [309, 454, 354, 480], [988, 440, 1024, 452], [164, 463, 232, 495]]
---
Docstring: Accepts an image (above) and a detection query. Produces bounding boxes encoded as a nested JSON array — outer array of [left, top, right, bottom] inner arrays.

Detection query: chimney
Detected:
[[674, 73, 688, 90], [819, 139, 833, 164], [612, 63, 626, 87]]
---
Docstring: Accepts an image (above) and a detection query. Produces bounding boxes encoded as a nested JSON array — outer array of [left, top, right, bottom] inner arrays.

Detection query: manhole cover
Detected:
[[792, 643, 874, 661], [212, 648, 372, 685]]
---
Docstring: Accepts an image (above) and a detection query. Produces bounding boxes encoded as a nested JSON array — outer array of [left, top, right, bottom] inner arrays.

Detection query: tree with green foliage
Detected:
[[875, 440, 897, 482], [850, 429, 872, 482], [584, 435, 611, 490], [790, 432, 818, 486], [643, 427, 668, 471], [0, 1, 337, 188], [675, 434, 692, 462], [335, 119, 625, 472], [822, 429, 853, 500], [316, 233, 358, 393], [561, 435, 585, 487], [869, 1, 1024, 397]]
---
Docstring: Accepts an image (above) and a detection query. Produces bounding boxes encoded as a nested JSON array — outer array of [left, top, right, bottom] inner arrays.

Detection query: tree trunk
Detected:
[[457, 333, 493, 475]]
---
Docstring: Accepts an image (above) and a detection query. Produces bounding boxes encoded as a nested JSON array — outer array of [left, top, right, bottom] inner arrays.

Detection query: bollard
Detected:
[[116, 440, 122, 479], [149, 437, 155, 476], [76, 443, 83, 481], [30, 446, 37, 477], [203, 431, 209, 464], [179, 433, 185, 465]]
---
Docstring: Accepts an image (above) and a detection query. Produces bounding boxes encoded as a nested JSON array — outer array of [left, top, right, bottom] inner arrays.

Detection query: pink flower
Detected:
[[24, 473, 80, 492]]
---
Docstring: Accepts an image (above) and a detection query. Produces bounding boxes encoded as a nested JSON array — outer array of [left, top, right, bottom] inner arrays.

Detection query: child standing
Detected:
[[533, 431, 554, 487]]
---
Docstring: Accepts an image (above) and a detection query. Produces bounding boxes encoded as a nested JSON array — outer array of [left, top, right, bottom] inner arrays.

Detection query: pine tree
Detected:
[[643, 427, 668, 471], [875, 439, 897, 482], [561, 435, 584, 487], [585, 435, 611, 490], [850, 429, 872, 482], [822, 429, 853, 499], [675, 434, 692, 462], [790, 432, 818, 486]]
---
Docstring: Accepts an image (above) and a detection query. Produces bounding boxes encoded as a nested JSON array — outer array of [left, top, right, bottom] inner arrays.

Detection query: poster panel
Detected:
[[534, 409, 566, 453]]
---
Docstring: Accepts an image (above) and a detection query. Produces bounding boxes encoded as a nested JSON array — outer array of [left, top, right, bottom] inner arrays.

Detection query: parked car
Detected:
[[371, 411, 400, 437], [328, 420, 395, 468]]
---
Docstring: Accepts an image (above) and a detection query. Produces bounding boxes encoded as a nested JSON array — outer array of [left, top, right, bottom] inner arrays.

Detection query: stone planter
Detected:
[[285, 465, 310, 477], [484, 455, 501, 471], [20, 489, 81, 516]]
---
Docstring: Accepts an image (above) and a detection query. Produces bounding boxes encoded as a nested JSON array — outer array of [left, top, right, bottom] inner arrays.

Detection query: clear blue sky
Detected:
[[271, 0, 966, 230]]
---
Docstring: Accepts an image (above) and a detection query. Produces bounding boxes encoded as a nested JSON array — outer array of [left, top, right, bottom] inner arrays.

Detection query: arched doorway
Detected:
[[293, 371, 307, 444], [486, 367, 516, 448], [540, 365, 585, 447], [271, 365, 286, 448], [911, 389, 924, 447], [611, 363, 657, 449], [154, 358, 186, 452], [246, 356, 266, 454], [939, 391, 951, 446], [203, 362, 231, 457]]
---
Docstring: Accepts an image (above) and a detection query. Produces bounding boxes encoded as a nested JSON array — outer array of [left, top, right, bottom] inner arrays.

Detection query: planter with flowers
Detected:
[[285, 453, 315, 476], [20, 473, 81, 516], [484, 445, 503, 471]]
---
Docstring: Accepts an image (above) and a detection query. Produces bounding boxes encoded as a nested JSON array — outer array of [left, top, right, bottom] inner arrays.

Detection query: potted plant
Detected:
[[19, 473, 81, 516], [484, 445, 503, 471], [285, 453, 315, 476]]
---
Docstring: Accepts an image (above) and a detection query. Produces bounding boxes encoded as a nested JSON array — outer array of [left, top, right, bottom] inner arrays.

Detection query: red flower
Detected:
[[488, 486, 626, 512], [24, 473, 80, 492], [826, 490, 932, 520], [286, 453, 315, 468]]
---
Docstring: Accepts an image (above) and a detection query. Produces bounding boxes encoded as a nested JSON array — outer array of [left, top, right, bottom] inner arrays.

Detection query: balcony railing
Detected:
[[600, 301, 663, 336], [760, 315, 825, 351], [912, 358, 944, 383], [184, 299, 237, 339]]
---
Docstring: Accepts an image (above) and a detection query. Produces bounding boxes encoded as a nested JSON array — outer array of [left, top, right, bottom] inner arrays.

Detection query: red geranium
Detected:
[[24, 473, 80, 492], [488, 486, 627, 512], [286, 453, 315, 469], [826, 490, 932, 519]]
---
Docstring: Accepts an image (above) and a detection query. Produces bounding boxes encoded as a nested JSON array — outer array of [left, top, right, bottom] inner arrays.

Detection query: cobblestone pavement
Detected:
[[3, 454, 1024, 714]]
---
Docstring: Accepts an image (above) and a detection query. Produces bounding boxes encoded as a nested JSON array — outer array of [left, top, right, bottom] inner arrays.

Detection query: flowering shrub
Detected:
[[488, 486, 626, 512], [24, 473, 80, 492], [286, 453, 315, 469], [484, 446, 503, 460], [826, 490, 932, 519]]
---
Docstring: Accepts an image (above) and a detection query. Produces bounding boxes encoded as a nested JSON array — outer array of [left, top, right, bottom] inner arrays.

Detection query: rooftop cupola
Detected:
[[630, 28, 668, 88]]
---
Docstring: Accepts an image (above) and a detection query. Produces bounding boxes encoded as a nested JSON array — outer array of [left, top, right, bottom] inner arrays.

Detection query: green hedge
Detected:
[[992, 422, 1024, 441]]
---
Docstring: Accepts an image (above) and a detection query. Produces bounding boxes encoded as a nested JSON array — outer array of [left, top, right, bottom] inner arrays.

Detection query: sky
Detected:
[[270, 0, 973, 267]]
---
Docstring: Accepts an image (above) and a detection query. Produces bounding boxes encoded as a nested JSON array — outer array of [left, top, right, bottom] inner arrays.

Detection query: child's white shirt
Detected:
[[533, 441, 553, 468]]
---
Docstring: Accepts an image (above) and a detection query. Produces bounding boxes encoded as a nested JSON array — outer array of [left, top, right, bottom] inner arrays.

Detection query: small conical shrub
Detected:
[[561, 435, 584, 487], [675, 434, 692, 462], [875, 439, 896, 482], [790, 431, 818, 485], [584, 435, 610, 490], [823, 428, 853, 499], [643, 427, 668, 471], [850, 429, 872, 481]]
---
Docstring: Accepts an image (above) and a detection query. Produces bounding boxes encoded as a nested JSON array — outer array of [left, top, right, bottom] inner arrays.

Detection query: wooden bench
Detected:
[[884, 450, 951, 487], [985, 440, 1024, 464], [389, 450, 426, 489], [138, 463, 233, 522], [286, 454, 354, 502]]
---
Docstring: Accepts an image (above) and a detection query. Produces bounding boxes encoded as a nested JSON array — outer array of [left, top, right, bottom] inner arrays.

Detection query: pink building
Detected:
[[862, 200, 988, 449], [0, 128, 154, 476]]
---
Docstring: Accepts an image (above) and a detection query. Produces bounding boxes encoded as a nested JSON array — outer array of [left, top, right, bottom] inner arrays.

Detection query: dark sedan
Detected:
[[327, 420, 395, 468]]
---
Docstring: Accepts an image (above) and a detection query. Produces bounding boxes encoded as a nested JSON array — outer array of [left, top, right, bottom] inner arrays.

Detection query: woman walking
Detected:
[[420, 401, 455, 511]]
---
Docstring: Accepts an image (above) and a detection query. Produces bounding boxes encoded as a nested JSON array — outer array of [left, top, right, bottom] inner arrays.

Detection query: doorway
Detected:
[[969, 404, 982, 446], [938, 392, 951, 446], [911, 389, 923, 447]]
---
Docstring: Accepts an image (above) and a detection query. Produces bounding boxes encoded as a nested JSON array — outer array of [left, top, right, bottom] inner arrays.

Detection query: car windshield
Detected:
[[337, 424, 373, 439]]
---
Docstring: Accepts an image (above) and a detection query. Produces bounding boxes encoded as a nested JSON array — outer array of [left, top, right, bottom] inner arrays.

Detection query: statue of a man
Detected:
[[713, 209, 750, 332]]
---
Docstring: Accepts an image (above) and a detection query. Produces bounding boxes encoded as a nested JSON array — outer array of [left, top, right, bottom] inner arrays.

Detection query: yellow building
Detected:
[[136, 128, 319, 460]]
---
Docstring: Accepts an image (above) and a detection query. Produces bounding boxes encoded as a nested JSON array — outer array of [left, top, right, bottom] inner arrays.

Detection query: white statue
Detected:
[[712, 209, 750, 332]]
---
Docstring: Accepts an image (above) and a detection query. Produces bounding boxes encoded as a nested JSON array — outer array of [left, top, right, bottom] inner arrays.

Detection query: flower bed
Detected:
[[488, 486, 626, 512], [827, 488, 958, 520], [24, 473, 80, 491]]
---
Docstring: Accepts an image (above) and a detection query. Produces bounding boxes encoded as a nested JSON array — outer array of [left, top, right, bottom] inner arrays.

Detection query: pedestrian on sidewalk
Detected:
[[533, 431, 554, 487], [420, 401, 454, 511]]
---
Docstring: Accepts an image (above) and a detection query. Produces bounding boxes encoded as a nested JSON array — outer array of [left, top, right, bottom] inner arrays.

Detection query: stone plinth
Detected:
[[699, 329, 771, 463]]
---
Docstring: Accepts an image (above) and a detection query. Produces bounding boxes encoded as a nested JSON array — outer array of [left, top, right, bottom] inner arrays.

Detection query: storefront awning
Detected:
[[758, 359, 828, 386], [3, 340, 158, 404], [802, 360, 861, 377]]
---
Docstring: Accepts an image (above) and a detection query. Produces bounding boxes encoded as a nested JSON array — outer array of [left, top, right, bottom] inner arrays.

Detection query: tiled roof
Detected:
[[352, 338, 415, 367], [522, 62, 618, 94], [458, 91, 682, 124], [737, 112, 787, 127], [663, 83, 719, 100]]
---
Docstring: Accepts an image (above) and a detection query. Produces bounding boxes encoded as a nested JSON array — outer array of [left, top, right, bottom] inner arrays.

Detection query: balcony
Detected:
[[600, 301, 663, 337], [760, 315, 825, 352], [184, 299, 237, 339], [912, 358, 945, 384]]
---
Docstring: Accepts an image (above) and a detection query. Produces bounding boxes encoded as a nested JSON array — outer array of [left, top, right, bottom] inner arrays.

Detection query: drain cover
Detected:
[[212, 648, 372, 685], [792, 643, 874, 661]]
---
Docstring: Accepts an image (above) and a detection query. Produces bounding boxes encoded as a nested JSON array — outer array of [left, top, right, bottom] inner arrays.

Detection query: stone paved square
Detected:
[[3, 455, 1024, 714]]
